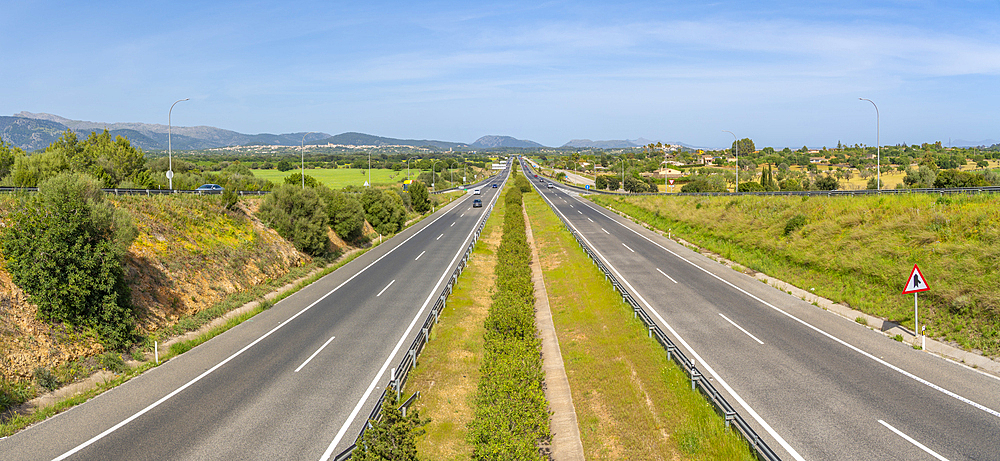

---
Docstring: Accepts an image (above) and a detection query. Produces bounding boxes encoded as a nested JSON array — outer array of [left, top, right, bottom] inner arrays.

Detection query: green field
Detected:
[[250, 167, 490, 190]]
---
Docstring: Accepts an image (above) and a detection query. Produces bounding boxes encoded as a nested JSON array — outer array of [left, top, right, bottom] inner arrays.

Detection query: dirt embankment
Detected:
[[0, 195, 312, 383]]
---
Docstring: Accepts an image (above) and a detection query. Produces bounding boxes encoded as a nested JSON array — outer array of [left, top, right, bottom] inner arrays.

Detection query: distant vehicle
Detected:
[[473, 188, 481, 195], [195, 184, 223, 193], [492, 184, 498, 188], [547, 183, 554, 188], [473, 198, 483, 208]]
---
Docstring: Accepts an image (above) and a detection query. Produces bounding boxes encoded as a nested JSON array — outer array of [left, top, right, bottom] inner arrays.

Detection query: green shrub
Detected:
[[468, 180, 550, 459], [258, 184, 330, 256], [783, 214, 807, 236], [1, 172, 138, 349], [99, 352, 127, 373], [34, 367, 60, 392], [354, 392, 428, 461], [361, 188, 407, 236], [318, 187, 366, 241]]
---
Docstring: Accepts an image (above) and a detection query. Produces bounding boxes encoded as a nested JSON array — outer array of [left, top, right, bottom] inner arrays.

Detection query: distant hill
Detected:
[[4, 112, 331, 151], [471, 135, 544, 149], [0, 116, 69, 151], [317, 132, 469, 150]]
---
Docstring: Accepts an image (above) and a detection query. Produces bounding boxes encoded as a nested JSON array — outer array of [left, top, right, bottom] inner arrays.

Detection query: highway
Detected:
[[0, 162, 510, 461], [524, 163, 1000, 461]]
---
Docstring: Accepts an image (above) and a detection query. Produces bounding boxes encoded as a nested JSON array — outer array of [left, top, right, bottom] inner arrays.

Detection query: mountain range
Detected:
[[0, 112, 551, 152]]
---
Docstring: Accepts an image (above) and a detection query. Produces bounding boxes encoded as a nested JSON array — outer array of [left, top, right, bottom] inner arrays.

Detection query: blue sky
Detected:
[[2, 0, 999, 148]]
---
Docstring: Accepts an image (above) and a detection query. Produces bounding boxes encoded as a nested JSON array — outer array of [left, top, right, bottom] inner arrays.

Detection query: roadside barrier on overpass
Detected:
[[0, 186, 271, 195], [525, 164, 782, 461], [333, 166, 511, 461], [522, 165, 1000, 198]]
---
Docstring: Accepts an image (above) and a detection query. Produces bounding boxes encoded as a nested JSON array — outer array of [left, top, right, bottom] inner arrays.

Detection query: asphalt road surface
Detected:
[[523, 163, 1000, 461], [0, 162, 510, 461]]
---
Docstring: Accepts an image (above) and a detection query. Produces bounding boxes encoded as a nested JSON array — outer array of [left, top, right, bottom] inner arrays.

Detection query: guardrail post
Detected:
[[667, 343, 675, 361], [648, 326, 654, 338], [691, 369, 701, 390], [409, 349, 416, 366], [724, 410, 736, 429], [422, 327, 429, 342]]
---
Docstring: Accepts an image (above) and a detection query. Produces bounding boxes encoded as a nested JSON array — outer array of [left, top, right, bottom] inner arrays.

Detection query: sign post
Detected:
[[902, 264, 930, 348]]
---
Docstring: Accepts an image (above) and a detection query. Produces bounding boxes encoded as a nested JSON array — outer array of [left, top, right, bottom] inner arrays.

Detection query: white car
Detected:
[[473, 189, 481, 195]]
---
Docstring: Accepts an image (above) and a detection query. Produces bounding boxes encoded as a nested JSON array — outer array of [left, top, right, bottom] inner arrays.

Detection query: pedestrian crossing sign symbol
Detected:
[[902, 264, 930, 294]]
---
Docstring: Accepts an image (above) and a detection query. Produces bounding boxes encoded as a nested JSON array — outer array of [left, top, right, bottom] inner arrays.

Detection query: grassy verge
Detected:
[[590, 193, 1000, 356], [524, 192, 753, 460], [407, 195, 505, 460]]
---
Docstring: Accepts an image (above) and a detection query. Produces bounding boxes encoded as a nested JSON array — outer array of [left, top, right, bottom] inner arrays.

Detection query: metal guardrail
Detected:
[[523, 164, 781, 461], [333, 166, 510, 461], [523, 165, 1000, 198]]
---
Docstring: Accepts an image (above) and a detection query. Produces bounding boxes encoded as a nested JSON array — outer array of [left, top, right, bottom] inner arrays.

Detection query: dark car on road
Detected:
[[492, 184, 498, 188], [473, 199, 483, 208]]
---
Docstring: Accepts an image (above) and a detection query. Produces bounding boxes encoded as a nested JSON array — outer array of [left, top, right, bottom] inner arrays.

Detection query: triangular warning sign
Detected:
[[902, 264, 930, 294]]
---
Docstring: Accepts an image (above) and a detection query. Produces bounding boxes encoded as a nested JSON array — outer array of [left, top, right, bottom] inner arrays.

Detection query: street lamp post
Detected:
[[859, 98, 880, 190], [723, 130, 738, 192], [367, 150, 371, 187], [405, 156, 417, 181], [167, 98, 189, 190], [431, 160, 440, 190], [618, 157, 626, 191], [301, 132, 316, 189]]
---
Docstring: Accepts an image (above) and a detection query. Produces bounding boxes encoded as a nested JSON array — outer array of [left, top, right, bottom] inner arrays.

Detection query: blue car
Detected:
[[195, 184, 224, 194]]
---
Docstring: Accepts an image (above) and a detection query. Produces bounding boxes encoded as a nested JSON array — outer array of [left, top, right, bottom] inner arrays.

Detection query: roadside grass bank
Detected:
[[467, 184, 550, 458], [590, 193, 1000, 357], [406, 192, 505, 460], [0, 191, 462, 436], [524, 192, 753, 460]]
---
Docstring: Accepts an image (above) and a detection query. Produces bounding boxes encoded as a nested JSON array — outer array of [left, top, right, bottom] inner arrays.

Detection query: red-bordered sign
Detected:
[[902, 264, 930, 294]]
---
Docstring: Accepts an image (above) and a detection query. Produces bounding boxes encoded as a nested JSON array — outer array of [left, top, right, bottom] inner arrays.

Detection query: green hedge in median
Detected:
[[467, 184, 550, 459]]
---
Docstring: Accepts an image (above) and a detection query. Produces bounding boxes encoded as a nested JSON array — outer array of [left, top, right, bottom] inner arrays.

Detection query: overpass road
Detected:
[[523, 163, 1000, 461], [0, 162, 510, 461]]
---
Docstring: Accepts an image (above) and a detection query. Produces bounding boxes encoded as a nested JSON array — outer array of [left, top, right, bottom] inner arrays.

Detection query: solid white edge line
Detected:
[[655, 267, 678, 284], [414, 250, 426, 261], [50, 196, 464, 461], [878, 420, 950, 461], [376, 279, 395, 297], [719, 313, 765, 345], [575, 197, 1000, 420], [295, 336, 337, 373], [541, 190, 806, 461], [319, 167, 509, 460]]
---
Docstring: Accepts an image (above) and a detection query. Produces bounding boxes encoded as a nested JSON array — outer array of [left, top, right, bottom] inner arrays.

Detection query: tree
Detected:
[[284, 172, 319, 188], [0, 136, 25, 180], [0, 173, 137, 348], [680, 177, 727, 192], [902, 166, 937, 188], [361, 189, 406, 236], [933, 169, 989, 188], [259, 185, 330, 256], [731, 138, 755, 158], [408, 181, 430, 213], [594, 175, 608, 190], [317, 188, 366, 241], [814, 174, 839, 190], [276, 160, 293, 171], [623, 175, 651, 193]]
